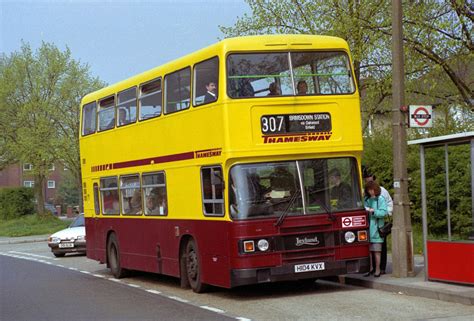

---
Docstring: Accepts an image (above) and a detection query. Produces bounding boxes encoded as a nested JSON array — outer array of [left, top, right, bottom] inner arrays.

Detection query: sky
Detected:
[[1, 0, 249, 85]]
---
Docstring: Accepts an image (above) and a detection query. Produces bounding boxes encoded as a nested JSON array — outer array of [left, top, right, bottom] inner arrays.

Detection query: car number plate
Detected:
[[294, 262, 325, 273], [59, 242, 74, 248]]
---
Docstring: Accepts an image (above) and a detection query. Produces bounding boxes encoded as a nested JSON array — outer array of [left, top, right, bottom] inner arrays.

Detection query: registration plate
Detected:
[[294, 262, 325, 273], [59, 242, 74, 248]]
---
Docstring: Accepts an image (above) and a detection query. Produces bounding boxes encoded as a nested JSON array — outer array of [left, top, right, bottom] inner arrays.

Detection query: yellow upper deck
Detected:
[[80, 34, 361, 179]]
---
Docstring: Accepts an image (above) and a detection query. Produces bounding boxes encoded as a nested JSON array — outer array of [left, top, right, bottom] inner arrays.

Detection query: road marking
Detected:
[[235, 318, 253, 321], [68, 267, 78, 271], [146, 289, 162, 295], [9, 251, 59, 260], [200, 306, 225, 313], [108, 278, 122, 283], [126, 283, 141, 288], [80, 270, 91, 274], [93, 274, 106, 278], [167, 296, 189, 303]]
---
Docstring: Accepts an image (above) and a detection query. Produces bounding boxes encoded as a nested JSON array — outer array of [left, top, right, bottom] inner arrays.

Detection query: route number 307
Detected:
[[261, 115, 285, 134]]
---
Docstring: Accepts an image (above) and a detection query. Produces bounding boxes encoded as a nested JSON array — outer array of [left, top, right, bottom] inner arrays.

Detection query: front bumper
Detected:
[[230, 257, 370, 288], [48, 241, 87, 254]]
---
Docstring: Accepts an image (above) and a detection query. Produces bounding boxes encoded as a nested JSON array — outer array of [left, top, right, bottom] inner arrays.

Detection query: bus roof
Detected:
[[81, 34, 350, 104]]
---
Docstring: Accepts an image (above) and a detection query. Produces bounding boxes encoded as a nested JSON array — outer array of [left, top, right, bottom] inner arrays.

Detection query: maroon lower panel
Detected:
[[85, 211, 369, 289]]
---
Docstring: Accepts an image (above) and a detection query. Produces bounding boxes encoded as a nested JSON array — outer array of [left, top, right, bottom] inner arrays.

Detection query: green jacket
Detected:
[[364, 196, 388, 243]]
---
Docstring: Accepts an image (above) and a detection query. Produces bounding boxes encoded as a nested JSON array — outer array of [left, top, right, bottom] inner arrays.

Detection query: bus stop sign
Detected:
[[409, 105, 433, 128]]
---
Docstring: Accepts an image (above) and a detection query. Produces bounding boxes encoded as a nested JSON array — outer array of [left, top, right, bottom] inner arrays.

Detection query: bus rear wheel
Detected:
[[185, 239, 208, 293], [107, 233, 129, 279]]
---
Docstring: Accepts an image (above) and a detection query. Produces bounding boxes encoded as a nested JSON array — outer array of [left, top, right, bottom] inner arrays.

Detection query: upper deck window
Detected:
[[193, 57, 219, 106], [139, 78, 162, 121], [98, 96, 116, 131], [165, 67, 191, 114], [227, 51, 355, 98], [117, 87, 137, 127], [82, 102, 97, 136]]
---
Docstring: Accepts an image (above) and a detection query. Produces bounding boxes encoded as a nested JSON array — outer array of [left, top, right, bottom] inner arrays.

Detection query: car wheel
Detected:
[[107, 233, 129, 279], [53, 252, 65, 258], [185, 239, 208, 293]]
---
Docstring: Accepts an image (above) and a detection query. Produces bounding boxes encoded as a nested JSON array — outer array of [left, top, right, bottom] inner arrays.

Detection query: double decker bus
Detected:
[[80, 34, 369, 292]]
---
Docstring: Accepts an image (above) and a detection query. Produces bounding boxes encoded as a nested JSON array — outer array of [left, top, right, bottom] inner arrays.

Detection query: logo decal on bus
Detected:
[[262, 132, 332, 144], [195, 148, 222, 159], [295, 236, 320, 247]]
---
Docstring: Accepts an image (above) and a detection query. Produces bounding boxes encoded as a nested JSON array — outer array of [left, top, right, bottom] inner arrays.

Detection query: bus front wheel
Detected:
[[107, 233, 129, 279], [185, 239, 208, 293]]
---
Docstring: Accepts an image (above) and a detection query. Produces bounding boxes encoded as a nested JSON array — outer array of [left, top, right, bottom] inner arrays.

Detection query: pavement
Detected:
[[1, 235, 473, 306]]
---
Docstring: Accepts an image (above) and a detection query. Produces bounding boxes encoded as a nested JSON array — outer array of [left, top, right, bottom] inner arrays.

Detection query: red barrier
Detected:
[[427, 240, 474, 285]]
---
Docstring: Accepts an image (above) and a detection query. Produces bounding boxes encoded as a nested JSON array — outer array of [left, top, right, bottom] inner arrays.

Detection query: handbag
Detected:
[[378, 221, 392, 238]]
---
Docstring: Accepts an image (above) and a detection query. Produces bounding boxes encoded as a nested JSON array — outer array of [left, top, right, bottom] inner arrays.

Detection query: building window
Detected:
[[142, 172, 167, 216], [49, 164, 55, 171], [23, 181, 34, 188], [23, 163, 33, 171], [120, 175, 142, 215], [47, 180, 55, 189], [201, 166, 224, 216]]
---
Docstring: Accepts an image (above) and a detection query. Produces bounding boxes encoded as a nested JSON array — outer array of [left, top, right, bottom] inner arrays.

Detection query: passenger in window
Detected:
[[204, 81, 217, 103], [118, 108, 128, 126], [328, 168, 352, 209], [130, 190, 142, 214], [297, 80, 308, 95], [267, 82, 281, 96], [238, 78, 255, 97]]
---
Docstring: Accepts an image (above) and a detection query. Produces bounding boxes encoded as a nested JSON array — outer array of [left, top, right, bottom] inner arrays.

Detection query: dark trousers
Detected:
[[381, 235, 387, 271]]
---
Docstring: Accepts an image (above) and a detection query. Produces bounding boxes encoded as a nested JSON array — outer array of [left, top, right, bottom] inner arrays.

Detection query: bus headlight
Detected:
[[344, 231, 356, 243], [257, 239, 269, 252]]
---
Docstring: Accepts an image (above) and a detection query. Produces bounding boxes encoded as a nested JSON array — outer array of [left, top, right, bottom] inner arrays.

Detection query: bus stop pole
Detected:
[[471, 139, 474, 240], [420, 145, 429, 281], [445, 144, 451, 241]]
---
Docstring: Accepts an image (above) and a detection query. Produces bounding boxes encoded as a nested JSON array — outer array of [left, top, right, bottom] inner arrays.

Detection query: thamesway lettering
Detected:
[[263, 133, 332, 144], [195, 149, 222, 158]]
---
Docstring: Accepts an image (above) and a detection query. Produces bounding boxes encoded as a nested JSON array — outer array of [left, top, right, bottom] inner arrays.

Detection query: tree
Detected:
[[0, 42, 105, 215]]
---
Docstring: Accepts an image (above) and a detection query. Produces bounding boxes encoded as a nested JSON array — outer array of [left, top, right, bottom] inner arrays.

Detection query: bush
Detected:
[[0, 187, 35, 220]]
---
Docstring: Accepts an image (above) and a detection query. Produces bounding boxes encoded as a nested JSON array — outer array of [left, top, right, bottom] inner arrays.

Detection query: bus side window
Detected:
[[117, 87, 137, 126], [120, 175, 142, 215], [100, 177, 119, 215], [98, 96, 116, 131], [82, 102, 97, 136], [193, 57, 219, 106], [93, 183, 100, 215], [139, 78, 162, 121], [201, 166, 224, 216], [142, 172, 167, 216], [165, 67, 191, 114]]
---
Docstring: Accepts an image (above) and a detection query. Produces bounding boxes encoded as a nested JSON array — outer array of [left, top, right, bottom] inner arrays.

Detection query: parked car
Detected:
[[47, 214, 86, 257], [44, 203, 58, 216]]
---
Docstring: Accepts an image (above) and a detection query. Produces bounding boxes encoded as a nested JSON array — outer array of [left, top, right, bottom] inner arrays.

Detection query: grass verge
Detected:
[[0, 214, 70, 237], [387, 223, 426, 255]]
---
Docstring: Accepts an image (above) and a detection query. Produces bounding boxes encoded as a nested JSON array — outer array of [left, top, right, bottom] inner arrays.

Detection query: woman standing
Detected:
[[364, 181, 388, 277]]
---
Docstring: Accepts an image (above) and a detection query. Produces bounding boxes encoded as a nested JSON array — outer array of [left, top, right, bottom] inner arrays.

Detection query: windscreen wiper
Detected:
[[274, 189, 300, 227]]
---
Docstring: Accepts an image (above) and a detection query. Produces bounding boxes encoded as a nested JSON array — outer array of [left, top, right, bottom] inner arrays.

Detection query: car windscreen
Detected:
[[69, 215, 85, 227]]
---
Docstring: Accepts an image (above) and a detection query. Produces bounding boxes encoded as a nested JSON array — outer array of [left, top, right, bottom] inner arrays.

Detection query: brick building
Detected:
[[0, 162, 67, 204]]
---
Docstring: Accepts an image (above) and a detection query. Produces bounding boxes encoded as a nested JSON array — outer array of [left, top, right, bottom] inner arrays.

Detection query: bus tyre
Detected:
[[107, 233, 129, 279], [185, 239, 208, 293]]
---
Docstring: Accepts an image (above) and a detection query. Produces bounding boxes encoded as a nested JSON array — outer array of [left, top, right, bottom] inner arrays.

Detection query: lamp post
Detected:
[[391, 0, 415, 277]]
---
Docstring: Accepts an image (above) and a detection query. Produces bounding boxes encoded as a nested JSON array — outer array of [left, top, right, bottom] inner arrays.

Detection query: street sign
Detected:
[[409, 105, 433, 128]]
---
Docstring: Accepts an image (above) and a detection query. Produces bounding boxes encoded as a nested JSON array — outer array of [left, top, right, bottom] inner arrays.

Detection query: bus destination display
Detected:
[[261, 113, 331, 134]]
